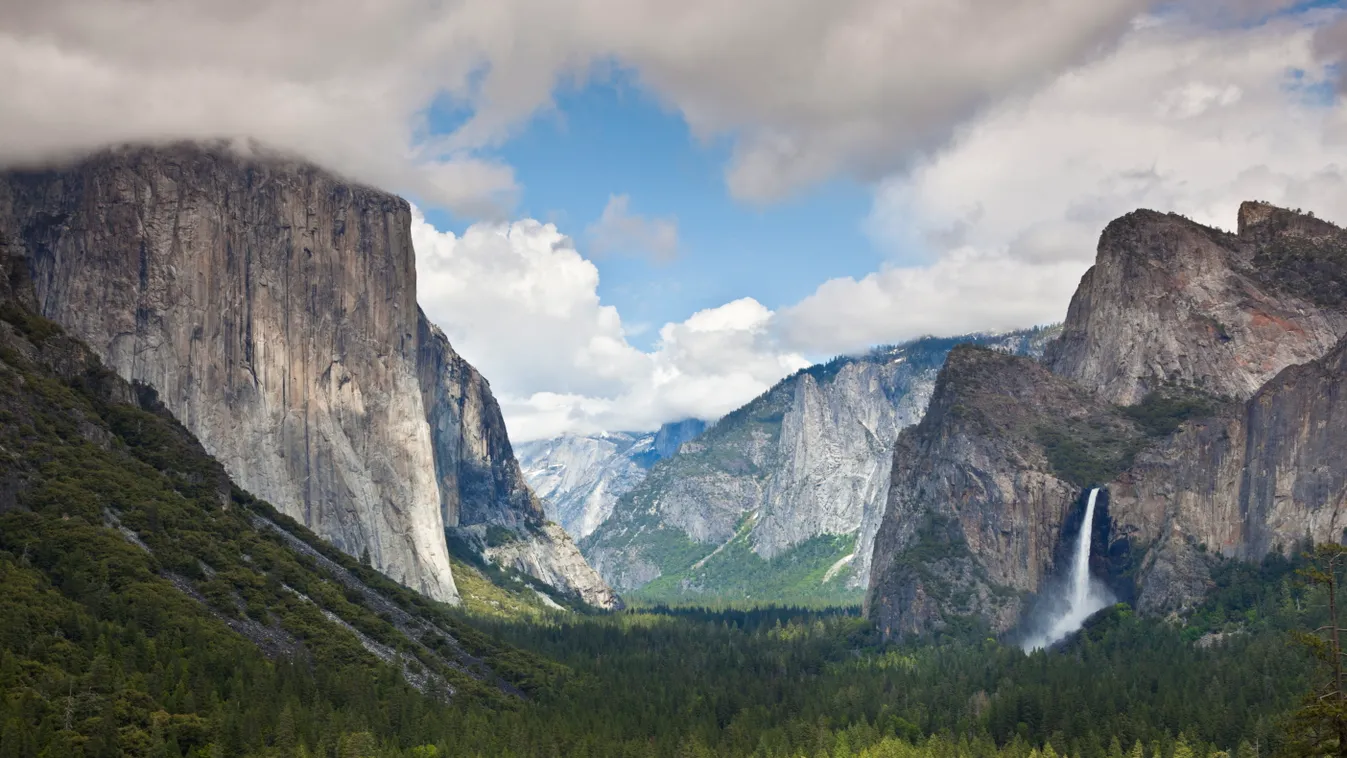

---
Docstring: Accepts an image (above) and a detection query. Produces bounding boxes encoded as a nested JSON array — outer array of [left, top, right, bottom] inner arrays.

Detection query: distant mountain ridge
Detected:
[[517, 419, 707, 539], [579, 328, 1060, 606]]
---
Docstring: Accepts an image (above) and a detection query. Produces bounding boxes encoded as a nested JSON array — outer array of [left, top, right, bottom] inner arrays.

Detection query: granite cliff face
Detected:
[[517, 419, 706, 540], [1046, 203, 1347, 404], [867, 202, 1347, 638], [0, 142, 617, 609], [865, 346, 1143, 638], [1112, 333, 1347, 615], [583, 329, 1057, 603]]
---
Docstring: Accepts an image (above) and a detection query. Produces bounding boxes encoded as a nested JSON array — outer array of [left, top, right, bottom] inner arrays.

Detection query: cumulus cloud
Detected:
[[585, 195, 679, 262], [412, 208, 806, 441], [0, 0, 1154, 208], [779, 9, 1347, 354]]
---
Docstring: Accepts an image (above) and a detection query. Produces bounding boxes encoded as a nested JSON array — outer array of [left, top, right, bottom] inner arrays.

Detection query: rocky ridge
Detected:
[[866, 202, 1347, 638], [516, 419, 706, 540], [0, 142, 618, 609], [1046, 203, 1347, 404], [582, 329, 1058, 603]]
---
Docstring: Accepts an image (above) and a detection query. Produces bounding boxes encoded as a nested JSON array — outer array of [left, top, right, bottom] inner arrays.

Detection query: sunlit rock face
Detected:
[[517, 420, 706, 540], [0, 141, 618, 609], [1046, 203, 1347, 405], [866, 203, 1347, 639], [582, 329, 1057, 598], [1112, 333, 1347, 615]]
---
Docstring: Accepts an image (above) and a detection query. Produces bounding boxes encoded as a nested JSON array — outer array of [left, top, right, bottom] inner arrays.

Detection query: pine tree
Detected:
[[276, 705, 298, 753], [1287, 544, 1347, 758]]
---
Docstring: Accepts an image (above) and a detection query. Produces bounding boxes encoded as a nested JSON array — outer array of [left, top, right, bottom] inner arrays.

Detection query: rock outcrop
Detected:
[[583, 329, 1058, 602], [517, 419, 706, 540], [1046, 203, 1347, 404], [0, 142, 618, 609], [865, 346, 1141, 638], [1112, 333, 1347, 614], [417, 316, 543, 530], [867, 202, 1347, 638]]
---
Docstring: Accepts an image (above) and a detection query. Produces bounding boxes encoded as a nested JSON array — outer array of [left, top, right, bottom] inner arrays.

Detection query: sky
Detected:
[[3, 0, 1347, 441]]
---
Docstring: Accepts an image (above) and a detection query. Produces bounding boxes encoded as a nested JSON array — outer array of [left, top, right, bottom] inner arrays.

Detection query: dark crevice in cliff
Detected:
[[1048, 488, 1136, 607]]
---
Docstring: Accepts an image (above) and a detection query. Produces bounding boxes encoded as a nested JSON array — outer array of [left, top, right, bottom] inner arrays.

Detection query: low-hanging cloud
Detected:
[[0, 0, 1155, 210]]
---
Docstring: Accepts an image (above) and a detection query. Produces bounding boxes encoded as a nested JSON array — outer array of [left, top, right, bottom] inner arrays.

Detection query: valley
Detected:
[[1, 142, 1346, 758]]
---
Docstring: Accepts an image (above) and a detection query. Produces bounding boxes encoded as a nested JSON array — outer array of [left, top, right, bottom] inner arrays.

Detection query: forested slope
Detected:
[[0, 241, 561, 756]]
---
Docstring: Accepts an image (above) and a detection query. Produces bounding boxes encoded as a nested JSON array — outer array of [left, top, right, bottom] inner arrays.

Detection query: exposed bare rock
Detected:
[[864, 346, 1138, 637], [583, 329, 1057, 601], [517, 420, 706, 540], [0, 142, 618, 609], [867, 202, 1347, 638], [417, 316, 543, 529], [456, 522, 624, 610], [1046, 203, 1347, 404], [1112, 334, 1347, 614]]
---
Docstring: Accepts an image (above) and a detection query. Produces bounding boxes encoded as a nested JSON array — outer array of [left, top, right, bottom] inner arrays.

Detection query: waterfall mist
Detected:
[[1021, 488, 1114, 651]]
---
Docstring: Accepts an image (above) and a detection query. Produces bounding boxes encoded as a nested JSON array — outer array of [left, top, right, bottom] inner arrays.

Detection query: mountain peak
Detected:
[[1237, 199, 1339, 239], [1046, 202, 1347, 404]]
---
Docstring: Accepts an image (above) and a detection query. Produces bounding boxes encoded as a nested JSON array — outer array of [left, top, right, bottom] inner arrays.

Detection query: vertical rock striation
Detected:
[[864, 346, 1141, 638], [517, 419, 706, 540], [0, 142, 618, 608], [1111, 334, 1347, 614], [583, 329, 1058, 602], [867, 202, 1347, 638], [417, 316, 542, 530]]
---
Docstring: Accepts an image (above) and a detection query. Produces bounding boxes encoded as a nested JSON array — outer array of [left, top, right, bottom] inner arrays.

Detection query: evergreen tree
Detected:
[[1287, 544, 1347, 758]]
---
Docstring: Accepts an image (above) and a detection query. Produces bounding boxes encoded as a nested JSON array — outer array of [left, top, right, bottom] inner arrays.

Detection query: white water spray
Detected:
[[1024, 488, 1112, 650]]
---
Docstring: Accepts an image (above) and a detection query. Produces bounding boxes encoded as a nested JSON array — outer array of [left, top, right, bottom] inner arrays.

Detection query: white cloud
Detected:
[[412, 208, 807, 441], [0, 0, 517, 217], [10, 0, 1347, 437], [585, 195, 679, 262], [780, 10, 1347, 354], [0, 0, 1155, 207]]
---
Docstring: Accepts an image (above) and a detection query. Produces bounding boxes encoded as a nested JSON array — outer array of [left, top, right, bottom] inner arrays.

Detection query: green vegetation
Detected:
[[0, 273, 1339, 758], [1036, 420, 1145, 488], [587, 327, 1066, 609], [1121, 387, 1225, 438], [0, 303, 562, 756], [484, 523, 520, 548], [0, 301, 61, 345], [447, 568, 1320, 758], [1252, 230, 1347, 310], [1283, 544, 1347, 758], [872, 513, 1019, 634], [632, 531, 863, 608], [1037, 384, 1226, 485], [444, 532, 578, 618]]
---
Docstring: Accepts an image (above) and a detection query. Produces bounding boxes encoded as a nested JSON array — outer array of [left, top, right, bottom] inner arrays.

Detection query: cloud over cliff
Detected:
[[0, 0, 1149, 208]]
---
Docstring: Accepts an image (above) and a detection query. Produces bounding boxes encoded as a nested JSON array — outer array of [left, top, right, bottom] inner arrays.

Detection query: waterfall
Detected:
[[1066, 488, 1099, 615], [1023, 488, 1112, 650]]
